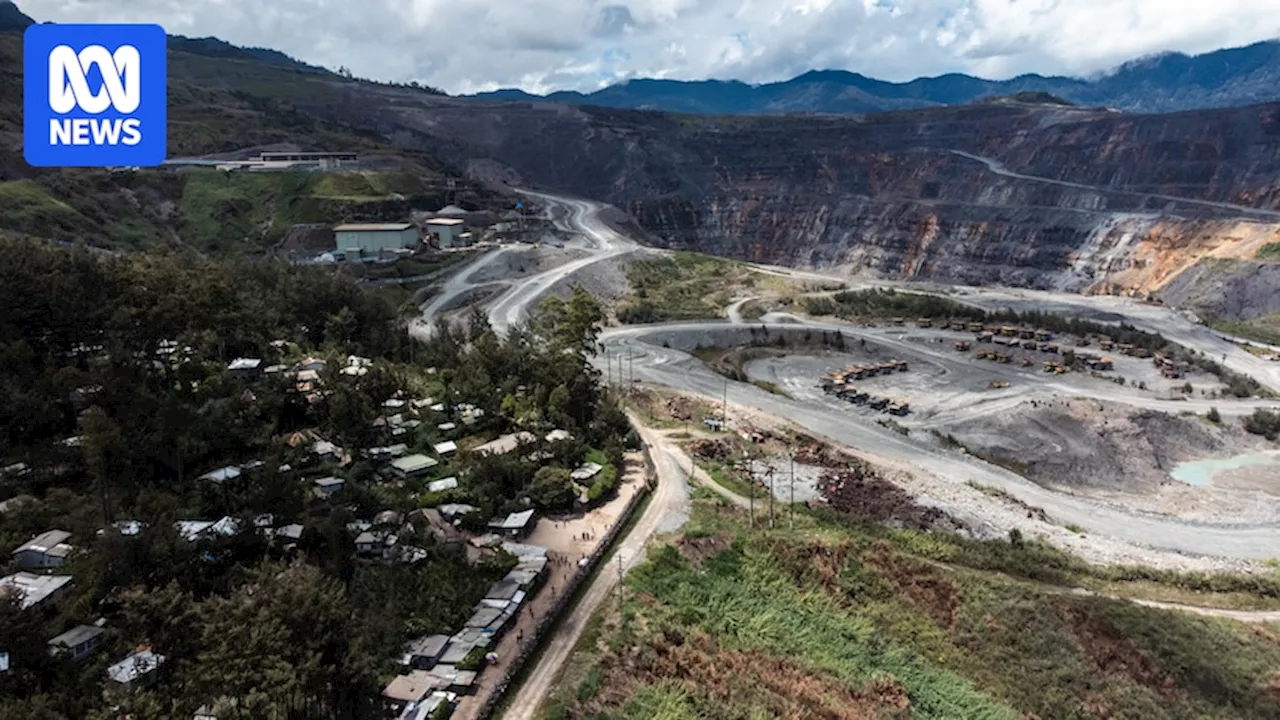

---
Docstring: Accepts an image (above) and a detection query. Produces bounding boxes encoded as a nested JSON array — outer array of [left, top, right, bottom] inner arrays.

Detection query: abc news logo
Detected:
[[24, 24, 166, 168], [48, 44, 144, 146]]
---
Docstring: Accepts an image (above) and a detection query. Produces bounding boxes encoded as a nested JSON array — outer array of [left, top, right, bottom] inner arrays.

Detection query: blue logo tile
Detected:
[[24, 24, 167, 167]]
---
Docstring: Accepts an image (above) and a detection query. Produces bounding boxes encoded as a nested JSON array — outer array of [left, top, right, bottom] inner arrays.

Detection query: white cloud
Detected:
[[30, 0, 1280, 94]]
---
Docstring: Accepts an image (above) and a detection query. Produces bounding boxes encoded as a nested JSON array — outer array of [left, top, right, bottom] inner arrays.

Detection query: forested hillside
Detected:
[[0, 239, 631, 718]]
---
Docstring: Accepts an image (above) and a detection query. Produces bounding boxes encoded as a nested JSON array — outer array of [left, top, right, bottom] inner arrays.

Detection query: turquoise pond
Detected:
[[1169, 451, 1280, 487]]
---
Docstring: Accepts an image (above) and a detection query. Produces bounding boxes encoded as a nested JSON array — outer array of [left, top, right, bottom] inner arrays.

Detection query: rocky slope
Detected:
[[4, 4, 1279, 307], [381, 98, 1280, 302]]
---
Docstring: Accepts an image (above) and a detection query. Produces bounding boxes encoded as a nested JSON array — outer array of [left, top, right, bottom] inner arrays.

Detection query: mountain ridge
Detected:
[[468, 39, 1280, 115]]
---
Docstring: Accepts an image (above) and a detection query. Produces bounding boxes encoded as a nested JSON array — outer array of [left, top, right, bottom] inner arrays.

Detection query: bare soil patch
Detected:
[[863, 542, 961, 631], [584, 630, 912, 719], [1057, 604, 1184, 702]]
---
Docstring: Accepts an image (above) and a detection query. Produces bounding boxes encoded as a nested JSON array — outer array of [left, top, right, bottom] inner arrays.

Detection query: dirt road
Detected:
[[499, 416, 690, 720]]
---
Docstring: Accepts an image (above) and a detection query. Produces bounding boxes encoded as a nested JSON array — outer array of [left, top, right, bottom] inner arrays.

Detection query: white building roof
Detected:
[[199, 466, 241, 484], [115, 520, 142, 536], [275, 524, 305, 540], [175, 521, 214, 541], [571, 462, 604, 482], [433, 441, 457, 456], [472, 432, 536, 457], [427, 477, 458, 493], [488, 509, 535, 531], [438, 503, 479, 517], [107, 649, 165, 684], [426, 218, 465, 226], [13, 529, 72, 556], [227, 358, 262, 371], [391, 454, 438, 474], [314, 476, 344, 488], [334, 223, 414, 232], [0, 572, 72, 609]]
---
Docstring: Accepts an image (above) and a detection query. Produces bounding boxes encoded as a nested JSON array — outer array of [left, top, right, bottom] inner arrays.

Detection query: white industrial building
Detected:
[[334, 223, 420, 259], [427, 218, 467, 248]]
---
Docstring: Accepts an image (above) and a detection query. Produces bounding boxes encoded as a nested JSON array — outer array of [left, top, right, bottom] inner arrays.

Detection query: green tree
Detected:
[[195, 564, 352, 713], [533, 286, 604, 357], [528, 466, 575, 510]]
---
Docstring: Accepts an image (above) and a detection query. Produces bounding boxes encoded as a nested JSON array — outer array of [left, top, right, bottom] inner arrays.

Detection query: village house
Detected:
[[570, 462, 604, 482], [12, 530, 74, 568], [226, 358, 262, 379], [198, 466, 241, 484], [390, 454, 438, 478], [0, 572, 72, 610], [313, 476, 344, 497], [365, 443, 409, 461], [47, 624, 106, 661], [274, 524, 305, 550], [427, 476, 458, 493], [297, 357, 327, 373], [404, 634, 450, 670], [487, 509, 536, 538], [106, 648, 165, 688], [432, 441, 457, 457], [438, 504, 479, 521], [472, 432, 536, 457]]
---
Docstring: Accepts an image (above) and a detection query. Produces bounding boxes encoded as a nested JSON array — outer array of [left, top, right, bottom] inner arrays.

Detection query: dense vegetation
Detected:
[[1256, 243, 1280, 261], [1243, 408, 1280, 440], [545, 499, 1280, 720], [616, 252, 751, 324], [1211, 313, 1280, 347], [806, 289, 1270, 397], [0, 239, 630, 718]]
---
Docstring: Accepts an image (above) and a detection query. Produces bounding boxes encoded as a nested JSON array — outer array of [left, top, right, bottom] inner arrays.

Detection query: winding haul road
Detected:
[[417, 189, 1280, 717], [947, 149, 1280, 220], [418, 190, 1280, 562]]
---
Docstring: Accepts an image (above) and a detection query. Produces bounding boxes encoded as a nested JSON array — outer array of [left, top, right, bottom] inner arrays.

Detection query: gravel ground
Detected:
[[725, 401, 1268, 574], [743, 346, 1280, 524], [465, 244, 590, 284], [532, 248, 651, 309]]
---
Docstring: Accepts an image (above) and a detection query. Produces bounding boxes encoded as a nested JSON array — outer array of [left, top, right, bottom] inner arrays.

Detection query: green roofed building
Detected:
[[334, 223, 419, 258]]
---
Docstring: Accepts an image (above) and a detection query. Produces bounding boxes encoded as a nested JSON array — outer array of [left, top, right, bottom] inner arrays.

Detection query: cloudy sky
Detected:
[[30, 0, 1280, 95]]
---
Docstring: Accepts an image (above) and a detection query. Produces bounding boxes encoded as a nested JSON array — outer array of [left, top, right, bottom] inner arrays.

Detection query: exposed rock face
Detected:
[[304, 91, 1280, 306], [1158, 259, 1280, 322]]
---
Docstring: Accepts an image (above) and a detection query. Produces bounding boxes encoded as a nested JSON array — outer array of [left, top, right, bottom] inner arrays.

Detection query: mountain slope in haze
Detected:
[[469, 40, 1280, 115]]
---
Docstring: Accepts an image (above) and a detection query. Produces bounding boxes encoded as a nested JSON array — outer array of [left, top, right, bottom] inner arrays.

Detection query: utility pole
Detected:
[[628, 349, 634, 394], [790, 454, 796, 532], [768, 465, 775, 530], [605, 350, 611, 388], [747, 455, 755, 529], [722, 374, 729, 429]]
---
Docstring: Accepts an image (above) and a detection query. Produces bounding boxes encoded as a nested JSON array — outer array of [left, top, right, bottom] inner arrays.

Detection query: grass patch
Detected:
[[0, 180, 78, 235], [693, 458, 766, 501], [1211, 314, 1280, 347], [966, 480, 1028, 506], [750, 379, 790, 397], [1064, 523, 1086, 535], [1255, 242, 1280, 261], [616, 251, 753, 323], [549, 497, 1280, 720], [1078, 577, 1280, 612]]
